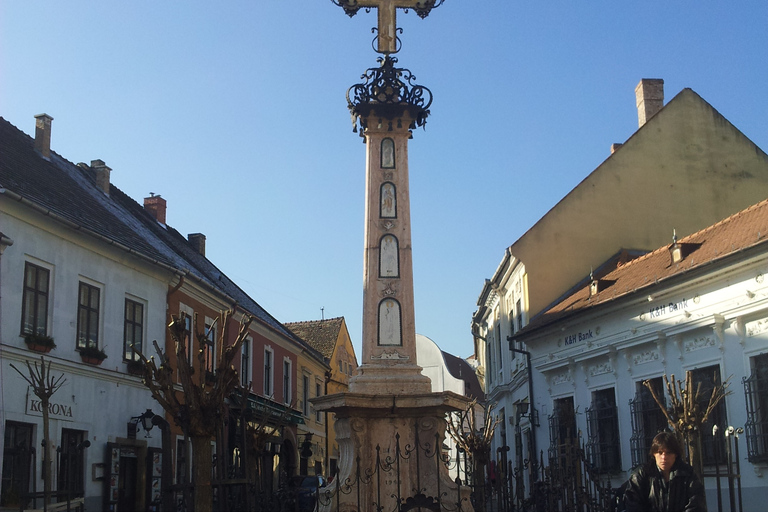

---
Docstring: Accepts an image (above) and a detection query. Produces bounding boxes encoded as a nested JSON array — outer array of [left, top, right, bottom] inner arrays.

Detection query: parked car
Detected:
[[290, 475, 326, 512]]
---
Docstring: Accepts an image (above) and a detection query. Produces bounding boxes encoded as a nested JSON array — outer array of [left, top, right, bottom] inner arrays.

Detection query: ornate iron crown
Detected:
[[346, 55, 432, 135]]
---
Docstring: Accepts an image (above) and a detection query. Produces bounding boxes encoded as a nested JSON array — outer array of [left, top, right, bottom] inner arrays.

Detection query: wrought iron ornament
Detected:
[[332, 0, 444, 19], [331, 0, 445, 54], [347, 55, 432, 136]]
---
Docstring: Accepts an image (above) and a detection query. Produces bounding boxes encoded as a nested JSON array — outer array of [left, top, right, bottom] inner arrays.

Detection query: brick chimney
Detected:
[[188, 233, 206, 256], [635, 79, 664, 127], [34, 114, 53, 159], [91, 159, 112, 195], [144, 194, 167, 225]]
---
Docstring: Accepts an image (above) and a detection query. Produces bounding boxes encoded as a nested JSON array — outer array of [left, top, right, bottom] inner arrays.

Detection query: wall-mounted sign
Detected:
[[26, 388, 75, 421], [564, 329, 594, 346]]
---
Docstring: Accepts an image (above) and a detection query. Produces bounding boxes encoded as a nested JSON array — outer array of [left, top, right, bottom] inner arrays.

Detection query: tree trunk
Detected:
[[42, 396, 52, 507], [472, 459, 488, 512], [191, 435, 213, 512], [687, 431, 704, 481]]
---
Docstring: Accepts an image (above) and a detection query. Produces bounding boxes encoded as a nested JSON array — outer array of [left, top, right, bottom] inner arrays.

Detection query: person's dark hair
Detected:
[[649, 431, 683, 459]]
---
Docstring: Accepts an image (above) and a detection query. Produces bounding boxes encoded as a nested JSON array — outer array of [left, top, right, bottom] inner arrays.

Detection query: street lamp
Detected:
[[128, 409, 157, 438]]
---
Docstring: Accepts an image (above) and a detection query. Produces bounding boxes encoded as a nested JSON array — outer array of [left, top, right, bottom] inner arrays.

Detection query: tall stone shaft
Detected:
[[312, 55, 473, 512], [346, 56, 433, 394]]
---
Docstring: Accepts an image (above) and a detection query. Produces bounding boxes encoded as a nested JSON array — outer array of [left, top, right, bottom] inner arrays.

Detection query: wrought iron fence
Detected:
[[165, 435, 615, 512]]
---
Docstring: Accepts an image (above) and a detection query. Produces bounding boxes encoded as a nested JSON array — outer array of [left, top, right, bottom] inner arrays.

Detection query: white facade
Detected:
[[523, 235, 768, 510], [1, 179, 170, 509]]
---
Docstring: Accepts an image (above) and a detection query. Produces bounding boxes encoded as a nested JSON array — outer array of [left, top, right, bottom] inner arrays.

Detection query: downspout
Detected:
[[507, 336, 538, 481], [0, 233, 15, 446], [324, 369, 332, 477]]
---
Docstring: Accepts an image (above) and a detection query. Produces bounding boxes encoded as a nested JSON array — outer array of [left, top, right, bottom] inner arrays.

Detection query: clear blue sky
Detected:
[[2, 2, 767, 359]]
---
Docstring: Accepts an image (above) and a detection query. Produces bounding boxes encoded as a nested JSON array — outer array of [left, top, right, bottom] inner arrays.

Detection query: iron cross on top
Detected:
[[334, 0, 444, 54]]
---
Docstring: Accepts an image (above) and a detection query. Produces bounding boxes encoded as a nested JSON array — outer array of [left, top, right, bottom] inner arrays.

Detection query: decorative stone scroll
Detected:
[[633, 350, 660, 366], [684, 336, 716, 352], [371, 350, 409, 361]]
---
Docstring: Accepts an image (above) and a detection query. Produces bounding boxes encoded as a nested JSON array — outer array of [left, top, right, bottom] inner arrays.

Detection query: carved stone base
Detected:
[[348, 362, 432, 395], [313, 391, 473, 512]]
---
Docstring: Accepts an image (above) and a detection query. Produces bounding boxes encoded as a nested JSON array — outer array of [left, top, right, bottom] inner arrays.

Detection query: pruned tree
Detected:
[[11, 357, 66, 507], [643, 370, 731, 479], [134, 309, 253, 512], [446, 399, 500, 512]]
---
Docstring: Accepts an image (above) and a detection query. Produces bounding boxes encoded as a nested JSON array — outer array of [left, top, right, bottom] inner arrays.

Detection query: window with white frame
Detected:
[[179, 303, 194, 364], [22, 261, 50, 336], [123, 297, 145, 361], [315, 381, 323, 422], [495, 322, 503, 371], [283, 358, 292, 405], [264, 347, 274, 398], [76, 281, 101, 350], [241, 336, 251, 388], [302, 374, 310, 416], [204, 317, 216, 376]]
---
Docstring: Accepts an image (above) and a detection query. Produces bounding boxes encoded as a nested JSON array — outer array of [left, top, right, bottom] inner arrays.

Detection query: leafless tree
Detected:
[[11, 357, 66, 507], [446, 399, 500, 511], [133, 309, 252, 512], [643, 371, 731, 479]]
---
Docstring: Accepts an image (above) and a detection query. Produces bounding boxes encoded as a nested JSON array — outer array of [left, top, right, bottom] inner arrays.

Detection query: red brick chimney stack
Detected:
[[144, 194, 167, 225]]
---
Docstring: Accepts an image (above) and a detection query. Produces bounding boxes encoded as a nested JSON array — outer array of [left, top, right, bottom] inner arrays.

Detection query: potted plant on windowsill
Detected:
[[79, 345, 108, 365], [126, 359, 145, 376], [24, 333, 56, 353]]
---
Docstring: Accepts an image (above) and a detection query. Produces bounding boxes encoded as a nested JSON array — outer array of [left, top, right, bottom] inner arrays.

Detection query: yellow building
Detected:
[[285, 317, 358, 479]]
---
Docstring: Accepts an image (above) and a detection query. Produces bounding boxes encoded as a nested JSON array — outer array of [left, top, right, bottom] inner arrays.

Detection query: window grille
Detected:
[[548, 397, 576, 461], [585, 388, 621, 473], [691, 365, 727, 465], [744, 354, 768, 463], [629, 378, 667, 467]]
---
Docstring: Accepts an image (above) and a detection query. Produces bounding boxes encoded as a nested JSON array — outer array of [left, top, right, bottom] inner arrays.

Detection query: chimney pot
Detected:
[[144, 194, 167, 225], [34, 114, 53, 159], [91, 159, 112, 195], [635, 79, 664, 127], [188, 233, 206, 256]]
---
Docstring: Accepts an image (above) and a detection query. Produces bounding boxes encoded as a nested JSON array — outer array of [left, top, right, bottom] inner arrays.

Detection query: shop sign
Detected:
[[26, 389, 75, 421]]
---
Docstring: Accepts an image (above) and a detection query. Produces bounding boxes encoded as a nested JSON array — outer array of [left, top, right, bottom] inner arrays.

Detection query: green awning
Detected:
[[231, 391, 304, 426]]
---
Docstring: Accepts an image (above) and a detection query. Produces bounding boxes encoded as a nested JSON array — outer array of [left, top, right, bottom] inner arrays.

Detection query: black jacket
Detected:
[[624, 459, 707, 512]]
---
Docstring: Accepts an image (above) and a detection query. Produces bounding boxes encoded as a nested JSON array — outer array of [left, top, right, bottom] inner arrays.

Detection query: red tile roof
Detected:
[[285, 317, 345, 359], [526, 197, 768, 330]]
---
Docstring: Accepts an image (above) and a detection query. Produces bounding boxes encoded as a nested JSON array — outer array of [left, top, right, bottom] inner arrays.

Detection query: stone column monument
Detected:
[[314, 2, 473, 511]]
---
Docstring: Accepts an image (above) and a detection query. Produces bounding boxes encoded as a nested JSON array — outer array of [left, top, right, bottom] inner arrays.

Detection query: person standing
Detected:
[[624, 431, 707, 512]]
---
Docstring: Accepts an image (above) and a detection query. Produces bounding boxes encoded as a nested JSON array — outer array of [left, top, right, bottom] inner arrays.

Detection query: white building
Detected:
[[472, 80, 768, 511], [520, 198, 768, 510], [0, 115, 178, 511]]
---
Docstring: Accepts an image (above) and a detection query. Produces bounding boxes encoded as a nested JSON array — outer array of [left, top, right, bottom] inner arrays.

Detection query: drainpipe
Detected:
[[0, 233, 13, 342], [507, 337, 538, 482], [0, 234, 14, 440]]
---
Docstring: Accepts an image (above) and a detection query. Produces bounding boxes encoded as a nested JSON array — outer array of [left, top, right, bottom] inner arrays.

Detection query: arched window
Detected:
[[378, 298, 402, 346], [380, 182, 397, 218], [381, 138, 395, 169], [379, 235, 399, 278]]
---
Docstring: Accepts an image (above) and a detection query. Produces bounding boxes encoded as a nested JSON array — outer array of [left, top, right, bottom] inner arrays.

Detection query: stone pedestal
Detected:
[[313, 391, 473, 512]]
